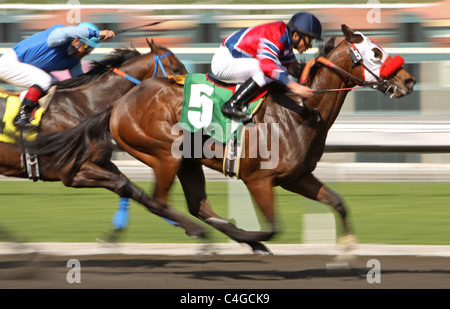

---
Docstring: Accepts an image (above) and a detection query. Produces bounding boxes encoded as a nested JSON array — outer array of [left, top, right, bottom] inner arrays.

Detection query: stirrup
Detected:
[[14, 121, 36, 129], [13, 115, 36, 129], [222, 104, 252, 122], [234, 111, 253, 122]]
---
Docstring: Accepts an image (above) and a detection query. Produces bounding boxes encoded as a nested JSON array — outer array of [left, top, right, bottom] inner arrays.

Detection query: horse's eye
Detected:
[[372, 48, 383, 60], [172, 67, 182, 75], [368, 48, 382, 66]]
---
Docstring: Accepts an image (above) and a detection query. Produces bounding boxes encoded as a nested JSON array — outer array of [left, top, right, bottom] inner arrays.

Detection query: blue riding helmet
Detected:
[[287, 12, 323, 41], [77, 22, 100, 48]]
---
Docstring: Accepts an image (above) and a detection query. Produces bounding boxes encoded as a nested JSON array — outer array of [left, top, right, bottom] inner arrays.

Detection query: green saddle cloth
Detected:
[[179, 73, 264, 144]]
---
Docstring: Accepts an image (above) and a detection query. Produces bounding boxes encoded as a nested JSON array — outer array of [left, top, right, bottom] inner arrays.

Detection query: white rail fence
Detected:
[[2, 123, 450, 182], [109, 123, 450, 183], [326, 123, 450, 153]]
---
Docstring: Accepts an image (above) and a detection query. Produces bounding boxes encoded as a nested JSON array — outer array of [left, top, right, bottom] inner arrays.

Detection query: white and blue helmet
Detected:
[[77, 22, 100, 48]]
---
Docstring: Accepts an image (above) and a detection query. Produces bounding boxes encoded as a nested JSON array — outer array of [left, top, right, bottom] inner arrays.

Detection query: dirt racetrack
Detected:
[[1, 245, 450, 292]]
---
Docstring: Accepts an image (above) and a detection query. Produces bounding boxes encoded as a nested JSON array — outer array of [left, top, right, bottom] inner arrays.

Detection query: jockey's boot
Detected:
[[13, 85, 44, 129], [221, 78, 260, 122]]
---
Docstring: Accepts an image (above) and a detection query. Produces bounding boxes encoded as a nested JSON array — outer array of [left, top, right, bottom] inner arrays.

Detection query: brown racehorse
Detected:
[[0, 40, 206, 239], [28, 25, 416, 253]]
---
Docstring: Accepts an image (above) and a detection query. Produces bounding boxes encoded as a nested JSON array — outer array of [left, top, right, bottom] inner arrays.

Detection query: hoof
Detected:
[[253, 249, 272, 256], [338, 234, 358, 252], [248, 241, 272, 256], [198, 243, 218, 256], [96, 229, 124, 244], [338, 234, 358, 245], [186, 227, 206, 239]]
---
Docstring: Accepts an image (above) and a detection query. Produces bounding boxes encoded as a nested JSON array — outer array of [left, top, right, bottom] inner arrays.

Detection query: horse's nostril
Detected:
[[405, 78, 416, 90]]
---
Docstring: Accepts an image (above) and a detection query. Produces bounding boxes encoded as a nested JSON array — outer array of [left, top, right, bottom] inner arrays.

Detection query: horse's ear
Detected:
[[341, 24, 363, 43], [146, 38, 153, 50], [146, 38, 160, 53]]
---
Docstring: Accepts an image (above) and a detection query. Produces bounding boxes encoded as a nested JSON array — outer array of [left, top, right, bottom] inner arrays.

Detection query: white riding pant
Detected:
[[0, 49, 56, 98], [211, 46, 272, 87]]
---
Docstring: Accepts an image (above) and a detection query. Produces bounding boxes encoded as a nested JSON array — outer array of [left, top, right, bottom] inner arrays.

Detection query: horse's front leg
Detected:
[[177, 158, 272, 255], [281, 172, 357, 246]]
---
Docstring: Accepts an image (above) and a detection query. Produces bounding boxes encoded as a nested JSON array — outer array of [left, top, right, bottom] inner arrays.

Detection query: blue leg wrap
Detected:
[[112, 198, 180, 229], [112, 198, 130, 230]]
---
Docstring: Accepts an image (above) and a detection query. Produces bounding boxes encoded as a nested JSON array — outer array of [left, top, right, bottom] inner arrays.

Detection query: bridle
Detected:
[[300, 39, 401, 98], [152, 51, 172, 77], [110, 51, 173, 84], [345, 41, 400, 96]]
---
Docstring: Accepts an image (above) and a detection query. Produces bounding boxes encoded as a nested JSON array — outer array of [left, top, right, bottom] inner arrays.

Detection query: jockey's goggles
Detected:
[[300, 34, 313, 48], [74, 41, 94, 54], [303, 35, 312, 47]]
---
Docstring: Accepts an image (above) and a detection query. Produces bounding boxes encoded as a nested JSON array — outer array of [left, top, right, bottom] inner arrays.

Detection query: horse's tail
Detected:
[[25, 106, 114, 174]]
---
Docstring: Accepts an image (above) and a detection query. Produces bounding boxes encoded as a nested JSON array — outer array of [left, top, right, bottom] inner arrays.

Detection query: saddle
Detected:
[[0, 86, 56, 181], [0, 86, 56, 142], [174, 73, 267, 178]]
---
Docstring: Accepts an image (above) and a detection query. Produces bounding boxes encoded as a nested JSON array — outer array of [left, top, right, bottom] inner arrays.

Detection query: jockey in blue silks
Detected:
[[0, 22, 115, 129]]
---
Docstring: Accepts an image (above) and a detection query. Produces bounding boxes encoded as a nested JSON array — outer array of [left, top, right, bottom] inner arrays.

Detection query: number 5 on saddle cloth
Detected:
[[177, 73, 267, 178]]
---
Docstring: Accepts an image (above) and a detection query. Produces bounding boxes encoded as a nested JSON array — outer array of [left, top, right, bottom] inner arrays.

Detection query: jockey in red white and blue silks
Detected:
[[211, 12, 323, 122], [216, 21, 297, 87]]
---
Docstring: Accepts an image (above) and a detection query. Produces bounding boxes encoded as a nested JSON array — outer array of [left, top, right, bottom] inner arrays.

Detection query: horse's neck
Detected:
[[118, 52, 154, 80], [309, 49, 352, 127], [51, 56, 152, 115], [86, 53, 155, 101]]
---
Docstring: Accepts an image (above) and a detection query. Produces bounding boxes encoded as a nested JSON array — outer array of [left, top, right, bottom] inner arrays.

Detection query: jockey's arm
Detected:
[[286, 81, 314, 98], [280, 50, 305, 80], [47, 26, 97, 47], [257, 36, 303, 85]]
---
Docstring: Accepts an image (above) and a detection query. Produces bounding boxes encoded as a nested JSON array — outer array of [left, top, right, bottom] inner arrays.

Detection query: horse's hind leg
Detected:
[[177, 159, 271, 255], [281, 172, 357, 246], [62, 161, 205, 239]]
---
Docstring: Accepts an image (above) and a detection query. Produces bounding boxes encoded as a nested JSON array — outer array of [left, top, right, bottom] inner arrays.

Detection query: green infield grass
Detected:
[[0, 180, 449, 245]]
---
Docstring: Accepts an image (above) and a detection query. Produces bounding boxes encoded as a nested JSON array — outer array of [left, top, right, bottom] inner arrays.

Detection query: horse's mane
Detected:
[[316, 36, 337, 58], [306, 35, 338, 80], [54, 48, 142, 89]]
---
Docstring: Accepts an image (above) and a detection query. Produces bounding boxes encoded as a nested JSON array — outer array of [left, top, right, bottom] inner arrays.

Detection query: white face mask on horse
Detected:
[[352, 32, 405, 82]]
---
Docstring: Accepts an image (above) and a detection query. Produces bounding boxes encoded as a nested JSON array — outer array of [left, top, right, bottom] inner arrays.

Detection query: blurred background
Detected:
[[1, 1, 450, 180], [1, 2, 450, 246]]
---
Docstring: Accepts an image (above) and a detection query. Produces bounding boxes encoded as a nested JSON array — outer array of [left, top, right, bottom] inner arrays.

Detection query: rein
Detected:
[[110, 67, 141, 84], [110, 51, 173, 84], [300, 40, 398, 98]]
